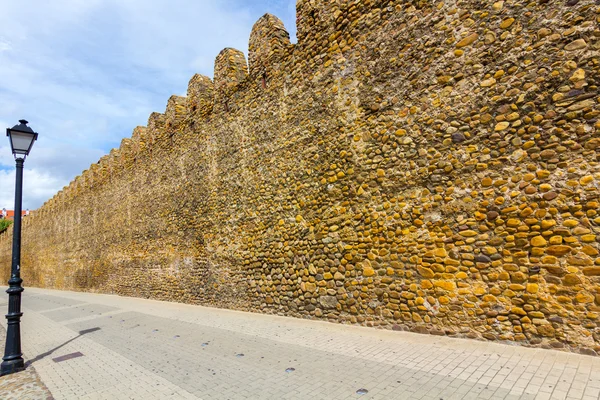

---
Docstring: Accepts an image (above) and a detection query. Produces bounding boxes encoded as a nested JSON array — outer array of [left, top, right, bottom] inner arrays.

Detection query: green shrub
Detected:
[[0, 219, 12, 234]]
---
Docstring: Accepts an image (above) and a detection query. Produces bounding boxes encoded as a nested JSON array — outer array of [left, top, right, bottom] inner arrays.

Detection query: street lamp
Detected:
[[1, 120, 38, 376]]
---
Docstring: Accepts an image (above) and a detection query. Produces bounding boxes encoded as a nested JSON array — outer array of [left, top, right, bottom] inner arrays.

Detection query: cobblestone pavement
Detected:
[[0, 323, 53, 399], [1, 287, 600, 399]]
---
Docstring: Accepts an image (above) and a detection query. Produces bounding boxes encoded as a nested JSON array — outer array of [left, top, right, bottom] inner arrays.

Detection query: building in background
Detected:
[[0, 208, 29, 220]]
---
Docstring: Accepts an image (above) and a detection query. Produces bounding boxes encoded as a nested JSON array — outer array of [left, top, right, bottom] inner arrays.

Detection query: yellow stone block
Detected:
[[495, 122, 510, 131], [549, 236, 563, 245], [580, 175, 594, 185], [576, 292, 594, 303], [541, 220, 556, 229], [363, 267, 376, 277], [581, 235, 596, 243], [498, 272, 510, 281], [456, 33, 478, 48], [531, 248, 545, 257], [417, 266, 435, 279], [500, 18, 515, 29], [531, 236, 547, 247], [536, 170, 551, 179], [563, 219, 579, 228], [421, 280, 433, 289], [547, 245, 572, 256], [511, 307, 527, 316], [434, 280, 456, 291], [506, 219, 521, 227], [433, 248, 447, 257], [526, 284, 539, 294], [583, 246, 599, 256]]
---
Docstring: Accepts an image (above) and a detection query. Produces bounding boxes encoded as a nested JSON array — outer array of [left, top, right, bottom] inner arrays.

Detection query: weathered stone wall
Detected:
[[2, 0, 600, 354]]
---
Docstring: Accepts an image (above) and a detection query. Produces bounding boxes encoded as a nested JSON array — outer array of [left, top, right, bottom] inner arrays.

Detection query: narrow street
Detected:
[[1, 287, 599, 400]]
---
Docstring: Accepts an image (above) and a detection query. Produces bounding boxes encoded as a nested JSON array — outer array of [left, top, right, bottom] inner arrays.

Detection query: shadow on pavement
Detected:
[[25, 327, 101, 368]]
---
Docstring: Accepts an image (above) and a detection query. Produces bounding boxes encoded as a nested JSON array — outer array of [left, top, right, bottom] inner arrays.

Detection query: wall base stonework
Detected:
[[2, 0, 600, 355]]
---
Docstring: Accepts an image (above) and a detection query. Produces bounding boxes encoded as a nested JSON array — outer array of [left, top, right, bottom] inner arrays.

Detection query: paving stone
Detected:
[[0, 287, 598, 399]]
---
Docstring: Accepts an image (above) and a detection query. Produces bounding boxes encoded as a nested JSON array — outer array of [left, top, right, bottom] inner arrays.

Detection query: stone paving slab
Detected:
[[0, 322, 54, 399], [1, 286, 600, 399]]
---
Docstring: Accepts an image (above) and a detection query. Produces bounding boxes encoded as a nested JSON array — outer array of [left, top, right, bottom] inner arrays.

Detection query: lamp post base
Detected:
[[0, 357, 25, 376], [1, 278, 25, 376]]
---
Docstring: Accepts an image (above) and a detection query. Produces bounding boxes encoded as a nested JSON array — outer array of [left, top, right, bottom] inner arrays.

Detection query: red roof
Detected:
[[1, 210, 28, 220]]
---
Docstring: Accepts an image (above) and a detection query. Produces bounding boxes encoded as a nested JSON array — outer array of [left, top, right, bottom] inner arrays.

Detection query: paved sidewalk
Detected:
[[0, 324, 53, 399], [1, 287, 600, 399]]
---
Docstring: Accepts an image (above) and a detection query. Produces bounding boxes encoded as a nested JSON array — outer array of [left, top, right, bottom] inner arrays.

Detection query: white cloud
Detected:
[[0, 144, 104, 210], [0, 39, 11, 52], [0, 0, 297, 210], [0, 167, 63, 212]]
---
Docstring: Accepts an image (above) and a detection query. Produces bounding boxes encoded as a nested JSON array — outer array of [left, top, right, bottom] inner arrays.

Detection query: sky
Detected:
[[0, 0, 297, 211]]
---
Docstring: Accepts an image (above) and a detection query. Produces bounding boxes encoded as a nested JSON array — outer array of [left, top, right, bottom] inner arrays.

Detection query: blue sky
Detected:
[[0, 0, 296, 210]]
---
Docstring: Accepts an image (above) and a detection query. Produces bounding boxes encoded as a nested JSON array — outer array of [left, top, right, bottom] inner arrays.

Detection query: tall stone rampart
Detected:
[[2, 0, 600, 354]]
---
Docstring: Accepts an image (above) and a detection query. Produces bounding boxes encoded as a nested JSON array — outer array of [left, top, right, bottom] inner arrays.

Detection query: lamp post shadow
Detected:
[[24, 327, 101, 368]]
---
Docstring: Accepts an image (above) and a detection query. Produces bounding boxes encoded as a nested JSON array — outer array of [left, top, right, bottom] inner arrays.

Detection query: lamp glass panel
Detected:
[[9, 131, 35, 154]]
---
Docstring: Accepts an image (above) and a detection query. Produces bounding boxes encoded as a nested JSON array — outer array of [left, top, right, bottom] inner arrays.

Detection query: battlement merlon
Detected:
[[214, 48, 248, 108], [165, 95, 187, 129], [187, 74, 214, 119], [86, 163, 100, 189], [73, 173, 85, 195], [118, 137, 135, 169], [248, 13, 291, 79], [147, 112, 166, 133], [144, 111, 168, 148], [131, 126, 148, 153]]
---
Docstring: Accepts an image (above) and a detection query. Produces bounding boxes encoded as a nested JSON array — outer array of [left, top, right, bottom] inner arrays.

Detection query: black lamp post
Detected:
[[1, 120, 37, 376]]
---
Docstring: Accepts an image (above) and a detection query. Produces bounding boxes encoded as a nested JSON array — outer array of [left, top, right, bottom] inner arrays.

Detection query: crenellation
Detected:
[[186, 74, 214, 119], [165, 95, 187, 128], [80, 167, 91, 191], [118, 138, 135, 169], [95, 154, 111, 185], [64, 183, 75, 202], [56, 189, 65, 208], [213, 48, 249, 112], [107, 148, 120, 169], [72, 174, 84, 196], [145, 111, 169, 152], [147, 111, 166, 132], [248, 13, 291, 81], [87, 163, 100, 189], [132, 126, 149, 155]]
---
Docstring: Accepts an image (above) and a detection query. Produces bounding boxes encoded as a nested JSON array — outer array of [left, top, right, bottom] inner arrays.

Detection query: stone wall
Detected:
[[2, 0, 600, 354]]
